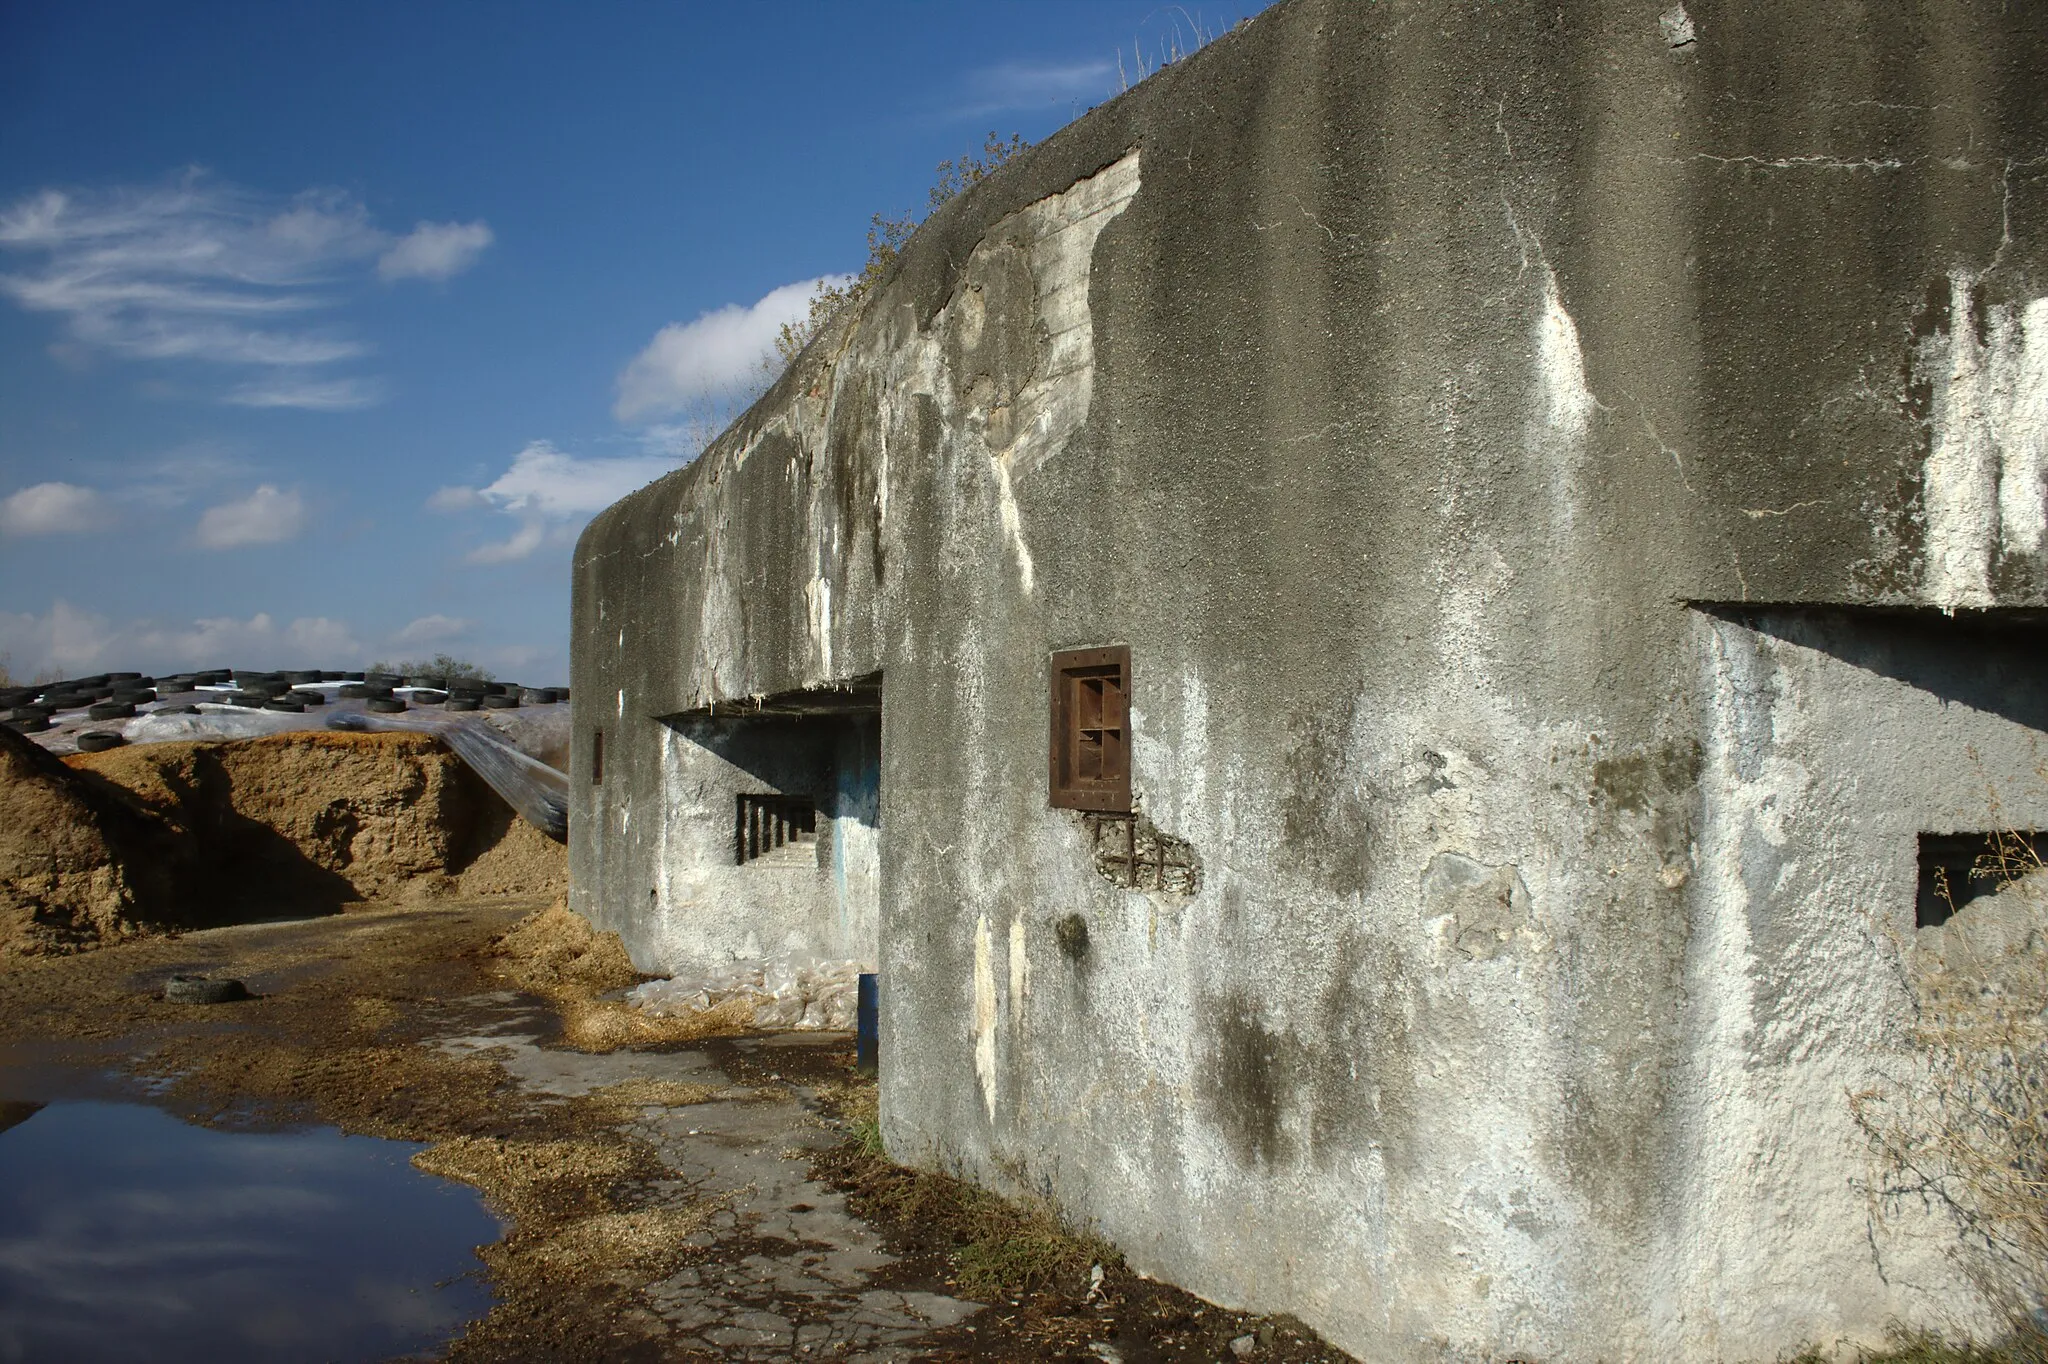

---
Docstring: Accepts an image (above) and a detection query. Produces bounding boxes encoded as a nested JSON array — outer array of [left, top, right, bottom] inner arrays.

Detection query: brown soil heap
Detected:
[[1, 727, 564, 958], [0, 724, 190, 957]]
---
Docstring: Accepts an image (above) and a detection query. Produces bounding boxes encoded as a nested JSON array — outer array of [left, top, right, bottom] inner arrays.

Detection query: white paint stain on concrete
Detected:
[[1535, 266, 1596, 446], [1008, 917, 1029, 1023], [1920, 273, 2048, 607], [974, 913, 999, 1122]]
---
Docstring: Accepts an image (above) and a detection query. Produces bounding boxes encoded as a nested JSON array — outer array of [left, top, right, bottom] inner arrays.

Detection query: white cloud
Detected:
[[0, 482, 111, 536], [433, 440, 681, 563], [613, 276, 847, 423], [223, 375, 383, 410], [195, 484, 306, 549], [377, 221, 494, 282], [0, 602, 362, 676], [425, 484, 484, 512], [467, 520, 551, 565], [0, 172, 487, 406], [473, 440, 677, 517], [391, 614, 472, 647]]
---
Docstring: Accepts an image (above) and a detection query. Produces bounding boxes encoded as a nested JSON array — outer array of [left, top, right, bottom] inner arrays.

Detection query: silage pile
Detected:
[[0, 727, 567, 959]]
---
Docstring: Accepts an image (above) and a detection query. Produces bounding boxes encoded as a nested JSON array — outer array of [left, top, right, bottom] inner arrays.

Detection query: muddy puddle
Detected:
[[0, 1092, 500, 1362]]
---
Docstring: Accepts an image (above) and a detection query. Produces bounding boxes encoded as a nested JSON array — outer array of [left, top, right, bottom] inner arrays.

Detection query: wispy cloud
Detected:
[[953, 58, 1116, 116], [0, 601, 361, 675], [0, 171, 490, 408], [224, 375, 385, 410], [195, 484, 306, 549], [377, 221, 493, 282], [613, 276, 845, 423], [431, 440, 680, 564], [0, 482, 113, 536], [390, 614, 472, 647]]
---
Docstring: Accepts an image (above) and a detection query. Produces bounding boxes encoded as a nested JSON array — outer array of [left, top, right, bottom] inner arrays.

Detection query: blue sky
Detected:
[[0, 2, 1255, 685]]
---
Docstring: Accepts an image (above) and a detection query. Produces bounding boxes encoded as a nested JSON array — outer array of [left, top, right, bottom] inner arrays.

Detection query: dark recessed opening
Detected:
[[736, 793, 817, 866], [1916, 831, 2044, 927]]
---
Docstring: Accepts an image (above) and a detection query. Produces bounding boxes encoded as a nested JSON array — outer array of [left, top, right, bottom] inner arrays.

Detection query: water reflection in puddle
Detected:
[[0, 1100, 499, 1363]]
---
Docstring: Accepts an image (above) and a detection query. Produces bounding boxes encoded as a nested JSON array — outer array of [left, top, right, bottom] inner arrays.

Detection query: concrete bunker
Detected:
[[573, 4, 2048, 1359]]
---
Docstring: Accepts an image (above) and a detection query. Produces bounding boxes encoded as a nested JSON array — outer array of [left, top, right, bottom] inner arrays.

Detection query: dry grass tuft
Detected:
[[413, 1134, 648, 1220], [489, 899, 759, 1053], [1853, 837, 2048, 1357]]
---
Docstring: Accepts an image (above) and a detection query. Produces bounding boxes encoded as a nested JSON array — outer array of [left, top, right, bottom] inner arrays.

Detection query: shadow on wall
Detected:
[[1695, 604, 2048, 732], [663, 675, 883, 869]]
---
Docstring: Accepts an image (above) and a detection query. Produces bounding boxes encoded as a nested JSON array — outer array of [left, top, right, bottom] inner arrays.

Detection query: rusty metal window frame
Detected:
[[1049, 645, 1131, 812], [735, 793, 817, 866]]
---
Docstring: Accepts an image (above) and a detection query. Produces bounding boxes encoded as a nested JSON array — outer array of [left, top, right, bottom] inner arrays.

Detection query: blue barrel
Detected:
[[856, 972, 879, 1073]]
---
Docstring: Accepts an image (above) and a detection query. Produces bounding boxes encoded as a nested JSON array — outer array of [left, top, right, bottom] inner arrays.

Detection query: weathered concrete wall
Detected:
[[633, 709, 881, 976], [572, 2, 2048, 1358]]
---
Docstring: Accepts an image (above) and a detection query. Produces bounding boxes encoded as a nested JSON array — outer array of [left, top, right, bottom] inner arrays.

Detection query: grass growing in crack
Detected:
[[1786, 1327, 2048, 1364], [819, 1079, 1119, 1298]]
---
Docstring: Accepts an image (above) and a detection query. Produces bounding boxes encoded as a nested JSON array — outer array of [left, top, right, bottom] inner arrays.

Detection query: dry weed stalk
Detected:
[[1853, 833, 2048, 1351]]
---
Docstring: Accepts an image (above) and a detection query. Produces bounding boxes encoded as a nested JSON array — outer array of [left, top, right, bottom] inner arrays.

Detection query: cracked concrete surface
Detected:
[[437, 998, 982, 1360]]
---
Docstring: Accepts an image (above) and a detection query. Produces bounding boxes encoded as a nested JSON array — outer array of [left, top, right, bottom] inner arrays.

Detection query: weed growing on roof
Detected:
[[772, 132, 1029, 368]]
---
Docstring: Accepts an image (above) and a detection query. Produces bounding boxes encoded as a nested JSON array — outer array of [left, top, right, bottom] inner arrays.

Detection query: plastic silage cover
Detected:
[[629, 958, 867, 1031], [104, 697, 570, 842]]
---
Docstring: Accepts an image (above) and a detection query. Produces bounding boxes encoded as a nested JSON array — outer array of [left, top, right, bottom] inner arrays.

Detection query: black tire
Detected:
[[410, 689, 448, 704], [155, 704, 200, 715], [266, 699, 306, 713], [443, 697, 481, 712], [77, 731, 125, 752], [6, 717, 50, 734], [286, 670, 321, 684], [338, 684, 367, 698], [229, 692, 268, 708], [553, 686, 571, 701], [87, 702, 135, 720], [163, 975, 250, 1004], [294, 691, 326, 707], [5, 707, 51, 722], [519, 689, 553, 705], [111, 690, 155, 705], [366, 697, 407, 713], [482, 694, 519, 709], [107, 672, 140, 682], [342, 672, 365, 682]]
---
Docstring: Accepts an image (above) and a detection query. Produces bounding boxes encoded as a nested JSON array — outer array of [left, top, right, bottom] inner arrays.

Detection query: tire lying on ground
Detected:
[[482, 694, 519, 709], [154, 704, 200, 715], [366, 697, 407, 713], [87, 702, 135, 720], [443, 697, 481, 712], [266, 699, 306, 713], [77, 731, 125, 752], [5, 717, 50, 733], [338, 684, 368, 698], [163, 975, 250, 1004], [410, 689, 448, 705]]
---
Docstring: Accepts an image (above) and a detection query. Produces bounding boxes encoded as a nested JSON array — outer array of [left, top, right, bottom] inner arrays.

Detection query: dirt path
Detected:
[[0, 902, 1349, 1363]]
